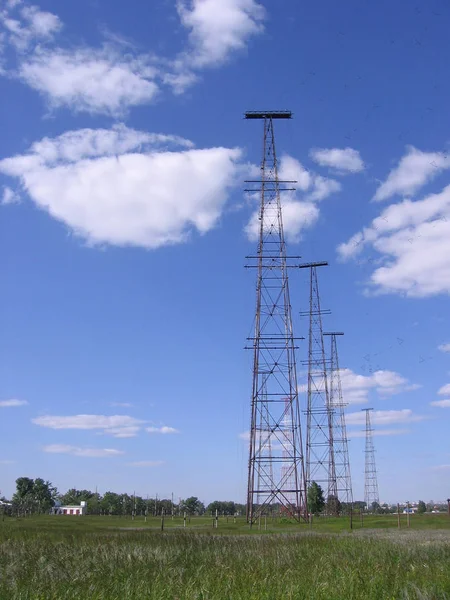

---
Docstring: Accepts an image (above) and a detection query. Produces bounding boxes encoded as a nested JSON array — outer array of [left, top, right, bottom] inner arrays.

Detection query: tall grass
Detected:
[[1, 516, 450, 599]]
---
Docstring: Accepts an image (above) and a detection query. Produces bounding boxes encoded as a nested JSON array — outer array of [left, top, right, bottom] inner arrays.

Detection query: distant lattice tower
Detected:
[[300, 263, 337, 500], [245, 111, 307, 524], [362, 408, 379, 509], [324, 332, 353, 509]]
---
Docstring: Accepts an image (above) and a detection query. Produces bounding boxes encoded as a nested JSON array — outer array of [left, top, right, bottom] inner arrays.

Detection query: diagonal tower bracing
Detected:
[[324, 332, 353, 509], [245, 110, 307, 524], [300, 264, 337, 500]]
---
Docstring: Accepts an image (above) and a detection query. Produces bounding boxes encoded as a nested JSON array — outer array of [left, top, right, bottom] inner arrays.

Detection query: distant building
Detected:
[[403, 506, 418, 514], [51, 500, 87, 516]]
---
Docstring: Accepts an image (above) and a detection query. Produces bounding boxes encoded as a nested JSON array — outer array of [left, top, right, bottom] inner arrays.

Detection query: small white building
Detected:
[[52, 501, 87, 516]]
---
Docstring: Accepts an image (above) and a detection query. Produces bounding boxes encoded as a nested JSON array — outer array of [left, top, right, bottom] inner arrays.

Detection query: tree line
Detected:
[[1, 478, 444, 517], [2, 478, 246, 517]]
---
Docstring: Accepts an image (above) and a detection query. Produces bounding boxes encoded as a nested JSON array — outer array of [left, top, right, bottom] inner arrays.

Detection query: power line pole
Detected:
[[244, 110, 307, 524], [300, 264, 337, 501], [324, 332, 353, 511], [362, 408, 379, 510]]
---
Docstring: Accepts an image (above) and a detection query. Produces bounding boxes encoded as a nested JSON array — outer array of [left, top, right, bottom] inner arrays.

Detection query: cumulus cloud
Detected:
[[309, 147, 365, 174], [245, 154, 340, 242], [176, 0, 265, 68], [32, 414, 144, 438], [337, 175, 450, 297], [373, 146, 450, 202], [346, 409, 425, 427], [0, 398, 28, 407], [299, 368, 419, 404], [146, 426, 179, 434], [430, 399, 450, 408], [438, 384, 450, 396], [1, 0, 265, 111], [0, 1, 62, 51], [18, 46, 160, 116], [438, 343, 450, 353], [43, 444, 124, 458], [0, 124, 243, 249]]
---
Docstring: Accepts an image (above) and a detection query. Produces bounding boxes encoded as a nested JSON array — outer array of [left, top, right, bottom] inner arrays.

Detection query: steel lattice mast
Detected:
[[301, 263, 337, 500], [324, 332, 353, 509], [245, 110, 307, 524], [362, 408, 379, 509]]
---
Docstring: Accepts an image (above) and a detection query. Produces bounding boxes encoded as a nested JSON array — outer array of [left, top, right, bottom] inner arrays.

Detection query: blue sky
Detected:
[[0, 0, 449, 504]]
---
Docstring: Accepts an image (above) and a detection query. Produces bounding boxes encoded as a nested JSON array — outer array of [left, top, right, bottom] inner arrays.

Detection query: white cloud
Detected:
[[438, 384, 450, 396], [176, 0, 265, 68], [18, 46, 159, 116], [1, 186, 20, 204], [373, 146, 450, 202], [0, 125, 243, 249], [245, 154, 340, 242], [2, 1, 265, 111], [146, 426, 179, 434], [128, 460, 164, 467], [346, 409, 425, 427], [431, 465, 450, 471], [438, 343, 450, 353], [43, 444, 124, 458], [0, 459, 16, 464], [430, 399, 450, 408], [348, 428, 410, 438], [337, 179, 450, 297], [102, 427, 141, 438], [301, 368, 419, 405], [110, 402, 134, 408], [309, 147, 365, 174], [32, 414, 144, 437], [0, 398, 28, 407], [0, 2, 62, 51]]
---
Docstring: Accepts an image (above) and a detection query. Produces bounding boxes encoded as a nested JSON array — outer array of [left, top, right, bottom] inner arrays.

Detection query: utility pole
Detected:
[[245, 110, 307, 524], [362, 408, 379, 511], [300, 264, 337, 502], [324, 332, 353, 514]]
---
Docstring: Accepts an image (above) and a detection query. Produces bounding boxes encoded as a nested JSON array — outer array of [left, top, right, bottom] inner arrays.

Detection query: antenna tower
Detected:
[[362, 408, 379, 509], [300, 263, 337, 500], [245, 110, 307, 524], [324, 332, 353, 510]]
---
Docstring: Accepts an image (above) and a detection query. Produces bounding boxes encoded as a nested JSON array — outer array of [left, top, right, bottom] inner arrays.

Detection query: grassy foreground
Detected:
[[1, 515, 450, 599]]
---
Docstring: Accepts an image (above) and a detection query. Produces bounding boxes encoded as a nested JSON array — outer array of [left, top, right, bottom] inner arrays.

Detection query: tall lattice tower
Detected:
[[301, 263, 337, 500], [363, 408, 379, 509], [245, 110, 307, 524], [324, 332, 353, 509]]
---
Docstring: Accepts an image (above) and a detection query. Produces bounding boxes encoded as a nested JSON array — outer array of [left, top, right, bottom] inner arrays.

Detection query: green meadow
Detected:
[[1, 514, 450, 599]]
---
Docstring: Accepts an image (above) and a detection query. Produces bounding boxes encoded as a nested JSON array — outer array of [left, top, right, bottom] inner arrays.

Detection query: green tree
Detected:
[[181, 497, 205, 515], [307, 482, 325, 515], [417, 500, 426, 514], [12, 478, 57, 514]]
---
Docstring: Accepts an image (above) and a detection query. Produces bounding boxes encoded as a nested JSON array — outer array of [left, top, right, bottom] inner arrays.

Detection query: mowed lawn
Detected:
[[1, 514, 450, 599]]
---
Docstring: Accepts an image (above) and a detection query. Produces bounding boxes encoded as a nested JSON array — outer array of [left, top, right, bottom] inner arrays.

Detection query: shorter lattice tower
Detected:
[[324, 332, 353, 511], [362, 408, 379, 509], [300, 262, 337, 500]]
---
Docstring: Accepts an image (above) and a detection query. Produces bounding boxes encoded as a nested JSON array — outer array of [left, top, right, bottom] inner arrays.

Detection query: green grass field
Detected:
[[1, 514, 450, 599]]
